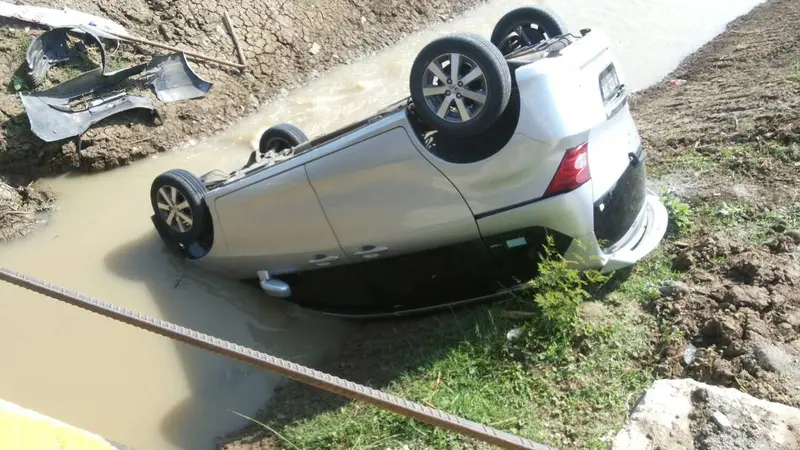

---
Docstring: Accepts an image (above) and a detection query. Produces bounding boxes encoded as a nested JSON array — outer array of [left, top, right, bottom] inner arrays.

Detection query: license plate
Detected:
[[599, 63, 620, 103]]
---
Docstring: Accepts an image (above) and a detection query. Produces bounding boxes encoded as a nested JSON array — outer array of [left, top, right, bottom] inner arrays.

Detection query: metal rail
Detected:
[[0, 267, 553, 450]]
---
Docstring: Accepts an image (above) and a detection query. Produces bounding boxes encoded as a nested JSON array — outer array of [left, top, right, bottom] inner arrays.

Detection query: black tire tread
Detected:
[[490, 5, 567, 50], [458, 32, 512, 113], [259, 123, 309, 154]]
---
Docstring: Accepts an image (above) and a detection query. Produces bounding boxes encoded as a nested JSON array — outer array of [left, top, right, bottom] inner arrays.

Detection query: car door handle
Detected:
[[309, 255, 339, 265], [354, 246, 388, 257]]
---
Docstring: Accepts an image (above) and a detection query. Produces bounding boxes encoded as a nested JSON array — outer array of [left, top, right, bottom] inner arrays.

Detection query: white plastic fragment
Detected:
[[0, 2, 130, 39]]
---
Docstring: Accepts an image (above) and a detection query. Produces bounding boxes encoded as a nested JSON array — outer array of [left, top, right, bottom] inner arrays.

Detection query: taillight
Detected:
[[543, 142, 591, 197]]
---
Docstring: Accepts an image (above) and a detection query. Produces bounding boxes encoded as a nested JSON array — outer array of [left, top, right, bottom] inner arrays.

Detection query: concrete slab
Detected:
[[0, 398, 132, 450]]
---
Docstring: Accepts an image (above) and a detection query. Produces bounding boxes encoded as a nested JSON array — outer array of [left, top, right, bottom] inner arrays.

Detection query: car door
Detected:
[[305, 126, 499, 311], [212, 165, 349, 276]]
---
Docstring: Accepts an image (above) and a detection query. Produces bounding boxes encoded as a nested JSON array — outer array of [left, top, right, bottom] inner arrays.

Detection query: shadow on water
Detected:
[[103, 230, 351, 450]]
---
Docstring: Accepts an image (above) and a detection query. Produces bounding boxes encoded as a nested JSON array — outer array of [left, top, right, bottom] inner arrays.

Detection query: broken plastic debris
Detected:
[[506, 328, 523, 341], [144, 53, 213, 103], [11, 76, 26, 92], [0, 1, 130, 40], [667, 79, 687, 86], [26, 28, 71, 87], [19, 65, 153, 142], [25, 27, 109, 88]]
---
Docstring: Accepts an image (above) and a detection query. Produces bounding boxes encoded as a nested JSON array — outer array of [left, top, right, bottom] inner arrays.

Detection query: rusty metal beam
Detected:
[[0, 266, 554, 450]]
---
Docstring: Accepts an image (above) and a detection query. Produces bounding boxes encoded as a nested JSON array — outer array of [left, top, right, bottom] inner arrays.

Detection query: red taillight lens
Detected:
[[543, 142, 591, 197]]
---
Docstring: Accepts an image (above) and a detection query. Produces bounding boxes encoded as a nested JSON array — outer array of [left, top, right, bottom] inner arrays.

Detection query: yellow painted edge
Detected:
[[0, 398, 120, 450]]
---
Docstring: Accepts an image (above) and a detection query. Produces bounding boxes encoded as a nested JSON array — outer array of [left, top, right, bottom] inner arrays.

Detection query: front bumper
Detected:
[[564, 190, 668, 273]]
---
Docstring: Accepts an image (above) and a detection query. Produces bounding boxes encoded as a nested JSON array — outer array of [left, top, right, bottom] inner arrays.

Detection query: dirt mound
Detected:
[[656, 234, 800, 407], [0, 180, 53, 242], [630, 0, 800, 207]]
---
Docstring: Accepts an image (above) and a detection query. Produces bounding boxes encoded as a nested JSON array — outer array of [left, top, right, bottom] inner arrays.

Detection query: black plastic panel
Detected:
[[593, 152, 647, 249], [483, 226, 573, 285]]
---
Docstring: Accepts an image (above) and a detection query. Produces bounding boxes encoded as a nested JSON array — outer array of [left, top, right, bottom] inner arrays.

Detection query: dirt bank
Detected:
[[630, 0, 800, 410], [0, 0, 483, 238], [217, 0, 800, 448]]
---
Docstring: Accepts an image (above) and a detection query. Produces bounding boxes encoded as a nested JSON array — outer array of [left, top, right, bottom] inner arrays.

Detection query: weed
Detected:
[[16, 34, 31, 59], [523, 235, 610, 338], [698, 201, 800, 243], [709, 201, 748, 228], [661, 194, 694, 236]]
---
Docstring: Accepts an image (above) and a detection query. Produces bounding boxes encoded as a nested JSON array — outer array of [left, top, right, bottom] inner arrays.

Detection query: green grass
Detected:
[[651, 140, 800, 181], [249, 244, 679, 450], [695, 200, 800, 244]]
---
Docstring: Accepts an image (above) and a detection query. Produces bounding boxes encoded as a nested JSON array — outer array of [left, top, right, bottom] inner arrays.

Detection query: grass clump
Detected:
[[248, 236, 674, 450], [661, 193, 694, 236]]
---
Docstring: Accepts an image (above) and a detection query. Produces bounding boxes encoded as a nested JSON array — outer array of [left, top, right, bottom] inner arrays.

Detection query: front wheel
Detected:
[[409, 33, 512, 138], [150, 169, 208, 246]]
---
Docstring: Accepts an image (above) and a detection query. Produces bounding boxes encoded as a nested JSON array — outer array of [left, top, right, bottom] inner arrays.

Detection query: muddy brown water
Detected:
[[0, 0, 766, 448]]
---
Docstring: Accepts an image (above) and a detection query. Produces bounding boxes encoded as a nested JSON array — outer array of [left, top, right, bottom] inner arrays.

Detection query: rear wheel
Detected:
[[409, 33, 511, 138], [150, 169, 207, 247], [490, 6, 567, 56], [246, 123, 308, 168]]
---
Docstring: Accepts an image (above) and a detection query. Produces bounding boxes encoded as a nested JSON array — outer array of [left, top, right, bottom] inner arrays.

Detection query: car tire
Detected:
[[246, 123, 309, 168], [409, 33, 511, 138], [150, 169, 208, 247], [259, 123, 308, 154], [490, 6, 567, 56]]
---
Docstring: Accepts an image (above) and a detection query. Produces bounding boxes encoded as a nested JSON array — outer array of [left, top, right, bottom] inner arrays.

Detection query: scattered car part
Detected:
[[19, 64, 153, 142], [0, 1, 131, 40], [144, 53, 213, 103], [257, 270, 292, 298], [3, 2, 242, 70], [409, 33, 512, 138], [24, 26, 109, 87], [26, 28, 71, 87], [490, 6, 567, 55]]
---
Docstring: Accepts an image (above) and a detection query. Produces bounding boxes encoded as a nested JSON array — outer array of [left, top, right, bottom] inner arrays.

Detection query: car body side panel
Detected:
[[306, 126, 480, 259], [410, 132, 570, 216], [475, 182, 595, 241], [210, 165, 348, 276]]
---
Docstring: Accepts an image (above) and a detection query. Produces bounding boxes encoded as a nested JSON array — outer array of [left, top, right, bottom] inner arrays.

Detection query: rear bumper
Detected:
[[601, 191, 668, 272], [564, 190, 668, 273]]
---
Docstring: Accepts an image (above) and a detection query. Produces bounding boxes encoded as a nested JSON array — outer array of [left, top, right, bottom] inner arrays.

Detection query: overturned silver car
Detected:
[[149, 6, 669, 317]]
